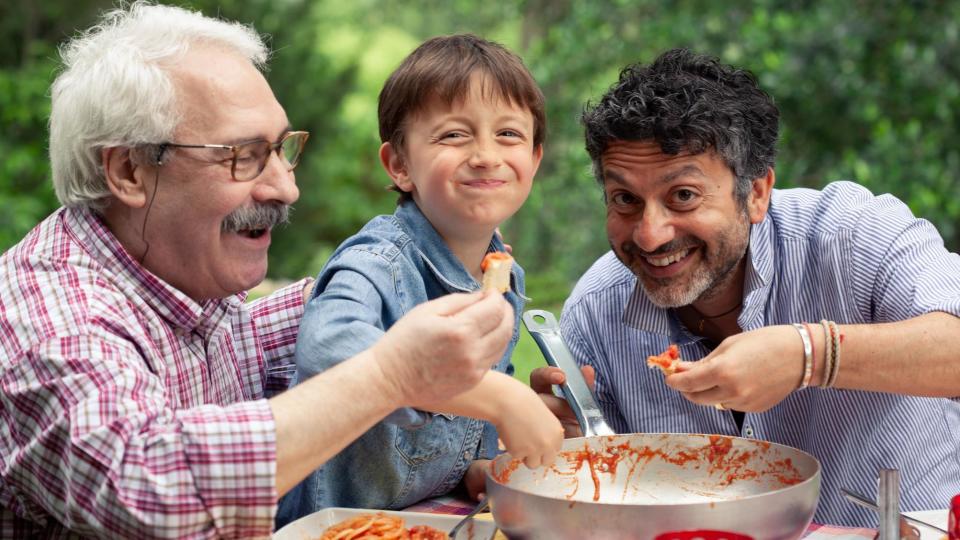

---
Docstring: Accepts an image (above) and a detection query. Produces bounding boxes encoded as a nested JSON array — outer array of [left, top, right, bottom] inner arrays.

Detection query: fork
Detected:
[[448, 498, 490, 539], [841, 487, 948, 534]]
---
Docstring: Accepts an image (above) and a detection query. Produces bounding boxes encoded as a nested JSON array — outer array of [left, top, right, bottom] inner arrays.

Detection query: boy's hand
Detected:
[[491, 379, 564, 469], [372, 292, 514, 408], [460, 460, 490, 502]]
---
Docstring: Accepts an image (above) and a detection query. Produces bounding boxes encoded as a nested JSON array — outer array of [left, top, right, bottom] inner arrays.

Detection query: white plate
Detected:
[[273, 507, 497, 540], [903, 509, 949, 539]]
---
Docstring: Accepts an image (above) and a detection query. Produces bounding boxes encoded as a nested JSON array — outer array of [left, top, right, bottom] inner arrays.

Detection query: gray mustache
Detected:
[[221, 203, 291, 232]]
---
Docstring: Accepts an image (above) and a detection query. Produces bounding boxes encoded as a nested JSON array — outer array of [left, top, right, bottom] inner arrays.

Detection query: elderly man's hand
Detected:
[[664, 325, 808, 412], [529, 365, 596, 438], [372, 291, 514, 407]]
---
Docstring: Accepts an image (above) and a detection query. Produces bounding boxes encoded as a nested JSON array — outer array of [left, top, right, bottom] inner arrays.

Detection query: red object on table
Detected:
[[949, 493, 960, 539], [654, 531, 753, 540]]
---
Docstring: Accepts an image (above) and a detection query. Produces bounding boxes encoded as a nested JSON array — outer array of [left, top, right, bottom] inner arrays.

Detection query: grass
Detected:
[[512, 326, 550, 387], [511, 302, 567, 386]]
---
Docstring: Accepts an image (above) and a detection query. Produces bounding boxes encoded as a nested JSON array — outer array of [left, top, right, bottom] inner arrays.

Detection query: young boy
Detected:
[[275, 35, 562, 523]]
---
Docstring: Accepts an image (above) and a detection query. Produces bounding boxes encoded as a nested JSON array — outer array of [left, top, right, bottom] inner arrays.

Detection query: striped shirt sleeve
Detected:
[[853, 195, 960, 320], [561, 298, 632, 434]]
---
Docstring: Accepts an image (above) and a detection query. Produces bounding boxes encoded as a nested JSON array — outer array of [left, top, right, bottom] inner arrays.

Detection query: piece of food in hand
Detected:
[[481, 252, 514, 293], [647, 344, 681, 375]]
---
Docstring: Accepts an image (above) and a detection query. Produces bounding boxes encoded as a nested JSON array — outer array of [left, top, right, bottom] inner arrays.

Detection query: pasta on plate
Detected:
[[319, 512, 449, 540]]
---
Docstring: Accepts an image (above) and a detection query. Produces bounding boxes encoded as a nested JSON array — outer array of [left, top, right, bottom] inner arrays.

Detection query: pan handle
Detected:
[[522, 310, 614, 437]]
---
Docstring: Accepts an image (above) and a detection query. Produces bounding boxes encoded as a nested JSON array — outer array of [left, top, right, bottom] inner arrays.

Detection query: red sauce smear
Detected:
[[480, 251, 512, 271], [493, 435, 806, 502], [491, 457, 521, 484]]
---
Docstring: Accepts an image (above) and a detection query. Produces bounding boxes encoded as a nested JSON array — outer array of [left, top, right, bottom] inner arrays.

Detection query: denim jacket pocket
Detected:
[[395, 413, 461, 466]]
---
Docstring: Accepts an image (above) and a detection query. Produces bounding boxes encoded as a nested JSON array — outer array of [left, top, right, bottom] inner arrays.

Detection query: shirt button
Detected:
[[743, 425, 755, 437], [464, 450, 472, 460]]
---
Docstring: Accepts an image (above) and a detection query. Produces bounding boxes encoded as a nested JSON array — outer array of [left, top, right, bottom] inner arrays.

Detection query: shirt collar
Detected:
[[740, 211, 776, 331], [64, 207, 240, 335], [394, 200, 521, 295], [621, 212, 777, 340]]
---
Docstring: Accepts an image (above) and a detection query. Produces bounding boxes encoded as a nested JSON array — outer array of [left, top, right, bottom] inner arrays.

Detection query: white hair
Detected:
[[49, 1, 270, 209]]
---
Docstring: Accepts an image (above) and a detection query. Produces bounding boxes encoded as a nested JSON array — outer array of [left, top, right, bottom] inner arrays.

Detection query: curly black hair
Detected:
[[582, 48, 779, 203]]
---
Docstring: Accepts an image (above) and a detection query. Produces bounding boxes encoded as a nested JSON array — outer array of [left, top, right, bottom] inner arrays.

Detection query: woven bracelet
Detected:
[[819, 319, 834, 388]]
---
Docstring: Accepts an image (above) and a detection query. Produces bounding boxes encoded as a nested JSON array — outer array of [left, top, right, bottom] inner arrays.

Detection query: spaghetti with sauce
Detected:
[[318, 512, 449, 540]]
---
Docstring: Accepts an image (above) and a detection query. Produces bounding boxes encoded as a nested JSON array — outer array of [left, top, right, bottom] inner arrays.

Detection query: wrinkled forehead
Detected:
[[601, 139, 734, 187], [602, 140, 699, 171], [168, 45, 288, 142]]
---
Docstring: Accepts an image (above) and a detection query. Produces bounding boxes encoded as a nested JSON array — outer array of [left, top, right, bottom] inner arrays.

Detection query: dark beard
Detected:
[[611, 215, 750, 308]]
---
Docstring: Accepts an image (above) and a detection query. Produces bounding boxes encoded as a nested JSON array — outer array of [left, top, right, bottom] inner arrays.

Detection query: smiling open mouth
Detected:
[[222, 203, 290, 239], [644, 248, 693, 267]]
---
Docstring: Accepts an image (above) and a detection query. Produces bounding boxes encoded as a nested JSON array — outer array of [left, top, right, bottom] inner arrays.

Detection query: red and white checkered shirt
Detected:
[[0, 207, 305, 538]]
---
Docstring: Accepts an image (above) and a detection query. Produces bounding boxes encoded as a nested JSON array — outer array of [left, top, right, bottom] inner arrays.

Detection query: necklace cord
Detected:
[[692, 301, 742, 332]]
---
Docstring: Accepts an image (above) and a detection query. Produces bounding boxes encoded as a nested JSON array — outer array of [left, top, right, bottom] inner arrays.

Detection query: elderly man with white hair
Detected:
[[0, 3, 515, 537]]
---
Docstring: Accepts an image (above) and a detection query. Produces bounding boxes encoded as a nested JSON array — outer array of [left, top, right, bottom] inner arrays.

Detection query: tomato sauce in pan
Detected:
[[492, 435, 804, 502]]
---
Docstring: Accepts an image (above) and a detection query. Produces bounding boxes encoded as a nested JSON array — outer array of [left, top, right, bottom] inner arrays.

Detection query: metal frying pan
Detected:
[[483, 310, 821, 540]]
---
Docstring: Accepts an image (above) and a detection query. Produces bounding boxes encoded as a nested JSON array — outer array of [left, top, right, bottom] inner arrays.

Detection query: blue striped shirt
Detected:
[[560, 181, 960, 527]]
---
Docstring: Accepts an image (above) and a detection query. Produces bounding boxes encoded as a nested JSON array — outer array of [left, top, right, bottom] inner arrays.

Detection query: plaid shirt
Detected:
[[0, 207, 305, 538]]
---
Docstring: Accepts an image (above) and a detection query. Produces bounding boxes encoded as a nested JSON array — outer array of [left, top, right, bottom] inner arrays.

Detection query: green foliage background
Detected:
[[3, 0, 959, 314]]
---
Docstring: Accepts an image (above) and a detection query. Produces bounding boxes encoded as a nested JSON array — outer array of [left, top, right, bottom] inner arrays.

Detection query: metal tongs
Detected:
[[841, 484, 947, 535], [522, 309, 615, 437]]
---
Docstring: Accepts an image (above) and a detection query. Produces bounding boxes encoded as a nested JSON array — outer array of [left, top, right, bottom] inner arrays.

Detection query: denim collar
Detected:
[[393, 200, 521, 295], [622, 210, 776, 342]]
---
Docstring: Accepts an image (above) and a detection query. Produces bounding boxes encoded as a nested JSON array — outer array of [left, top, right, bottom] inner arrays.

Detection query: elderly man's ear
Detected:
[[102, 146, 150, 208]]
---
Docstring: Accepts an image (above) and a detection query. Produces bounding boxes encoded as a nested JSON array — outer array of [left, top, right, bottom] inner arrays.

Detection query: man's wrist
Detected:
[[792, 323, 814, 389], [361, 345, 410, 408]]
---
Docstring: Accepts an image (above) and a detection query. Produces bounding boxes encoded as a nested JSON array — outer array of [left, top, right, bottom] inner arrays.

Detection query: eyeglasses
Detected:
[[158, 130, 310, 182]]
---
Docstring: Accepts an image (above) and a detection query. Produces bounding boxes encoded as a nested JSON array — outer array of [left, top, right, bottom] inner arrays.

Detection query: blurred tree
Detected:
[[1, 0, 957, 305], [0, 0, 113, 247]]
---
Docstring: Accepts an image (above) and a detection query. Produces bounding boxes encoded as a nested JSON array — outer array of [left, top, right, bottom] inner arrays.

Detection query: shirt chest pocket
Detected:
[[395, 414, 465, 466]]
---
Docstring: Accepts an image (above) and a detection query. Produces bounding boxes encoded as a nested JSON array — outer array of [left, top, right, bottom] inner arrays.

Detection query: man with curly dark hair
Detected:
[[533, 48, 960, 526]]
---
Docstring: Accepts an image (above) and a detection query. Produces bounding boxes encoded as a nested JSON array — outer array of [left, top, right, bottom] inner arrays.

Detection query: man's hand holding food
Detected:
[[664, 325, 820, 413], [374, 291, 515, 408]]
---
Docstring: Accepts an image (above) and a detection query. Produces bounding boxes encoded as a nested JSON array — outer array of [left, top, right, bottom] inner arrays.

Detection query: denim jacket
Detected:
[[275, 200, 525, 526]]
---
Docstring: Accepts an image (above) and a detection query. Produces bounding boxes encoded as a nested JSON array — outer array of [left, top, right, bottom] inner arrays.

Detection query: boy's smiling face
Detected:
[[380, 75, 542, 244]]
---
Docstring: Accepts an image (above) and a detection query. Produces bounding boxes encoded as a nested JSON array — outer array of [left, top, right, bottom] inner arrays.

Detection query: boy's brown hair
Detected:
[[378, 34, 546, 199]]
